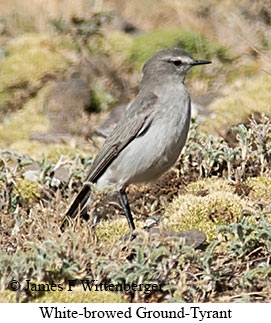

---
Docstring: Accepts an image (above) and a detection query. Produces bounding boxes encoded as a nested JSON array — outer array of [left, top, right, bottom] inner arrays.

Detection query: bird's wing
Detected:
[[86, 91, 158, 183]]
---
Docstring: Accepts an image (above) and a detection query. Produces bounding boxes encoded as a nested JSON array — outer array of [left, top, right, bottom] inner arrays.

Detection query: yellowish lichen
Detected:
[[186, 178, 234, 195], [95, 218, 146, 245], [201, 75, 271, 135], [0, 33, 73, 90], [246, 176, 271, 202], [0, 82, 86, 161], [0, 102, 48, 146], [164, 191, 246, 241], [95, 218, 131, 245], [0, 82, 53, 147], [16, 178, 40, 202]]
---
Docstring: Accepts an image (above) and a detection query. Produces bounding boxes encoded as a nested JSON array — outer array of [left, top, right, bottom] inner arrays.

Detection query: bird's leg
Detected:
[[117, 188, 135, 232]]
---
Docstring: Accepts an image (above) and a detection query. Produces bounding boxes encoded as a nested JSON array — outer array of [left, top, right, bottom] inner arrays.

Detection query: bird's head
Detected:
[[142, 48, 211, 81]]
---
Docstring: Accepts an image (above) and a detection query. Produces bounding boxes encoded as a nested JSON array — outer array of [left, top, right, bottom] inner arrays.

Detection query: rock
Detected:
[[45, 77, 92, 135], [53, 166, 70, 184], [29, 75, 92, 144], [23, 161, 41, 182]]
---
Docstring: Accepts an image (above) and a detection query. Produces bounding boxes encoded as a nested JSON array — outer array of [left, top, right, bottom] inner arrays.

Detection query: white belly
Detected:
[[96, 98, 191, 190]]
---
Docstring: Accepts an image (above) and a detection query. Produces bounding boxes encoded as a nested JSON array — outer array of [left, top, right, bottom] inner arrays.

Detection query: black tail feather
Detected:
[[65, 184, 91, 218]]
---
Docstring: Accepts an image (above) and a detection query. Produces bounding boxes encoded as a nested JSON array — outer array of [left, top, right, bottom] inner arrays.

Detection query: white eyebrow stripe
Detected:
[[171, 56, 183, 61], [174, 56, 192, 64], [165, 56, 193, 64]]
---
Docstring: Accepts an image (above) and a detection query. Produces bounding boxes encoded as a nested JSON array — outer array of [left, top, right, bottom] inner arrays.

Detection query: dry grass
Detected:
[[1, 115, 271, 302]]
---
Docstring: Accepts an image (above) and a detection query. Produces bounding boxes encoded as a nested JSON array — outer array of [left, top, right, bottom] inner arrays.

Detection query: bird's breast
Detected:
[[97, 86, 191, 189]]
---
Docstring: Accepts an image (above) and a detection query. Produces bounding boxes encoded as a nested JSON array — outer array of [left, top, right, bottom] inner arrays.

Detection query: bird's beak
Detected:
[[191, 59, 212, 66]]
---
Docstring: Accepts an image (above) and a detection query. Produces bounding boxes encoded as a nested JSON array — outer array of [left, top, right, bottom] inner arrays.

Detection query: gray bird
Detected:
[[65, 48, 211, 232]]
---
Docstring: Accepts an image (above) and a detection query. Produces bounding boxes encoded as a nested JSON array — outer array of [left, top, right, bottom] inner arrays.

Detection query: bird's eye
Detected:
[[172, 60, 182, 67]]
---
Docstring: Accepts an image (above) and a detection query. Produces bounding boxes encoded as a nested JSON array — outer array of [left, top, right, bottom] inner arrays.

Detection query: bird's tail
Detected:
[[65, 184, 92, 218]]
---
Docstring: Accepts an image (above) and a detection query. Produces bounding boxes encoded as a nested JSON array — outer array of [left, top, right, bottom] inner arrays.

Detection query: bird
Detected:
[[65, 48, 211, 232]]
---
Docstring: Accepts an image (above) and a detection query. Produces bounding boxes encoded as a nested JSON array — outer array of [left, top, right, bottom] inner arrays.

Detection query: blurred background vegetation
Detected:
[[0, 0, 271, 303]]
